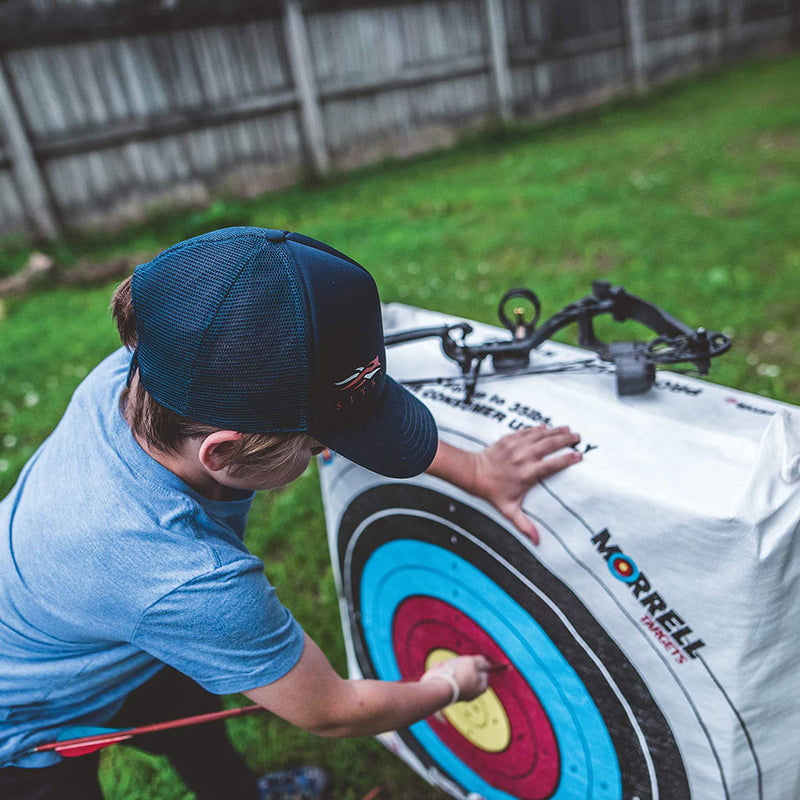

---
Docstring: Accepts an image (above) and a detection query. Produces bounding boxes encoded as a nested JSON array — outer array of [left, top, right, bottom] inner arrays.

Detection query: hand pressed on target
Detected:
[[471, 425, 582, 545], [426, 426, 582, 545]]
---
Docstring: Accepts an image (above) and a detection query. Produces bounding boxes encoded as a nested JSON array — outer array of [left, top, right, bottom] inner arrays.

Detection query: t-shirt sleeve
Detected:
[[130, 558, 305, 694]]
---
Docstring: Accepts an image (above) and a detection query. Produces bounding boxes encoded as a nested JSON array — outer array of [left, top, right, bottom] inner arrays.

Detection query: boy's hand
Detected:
[[471, 426, 582, 544], [421, 655, 491, 703], [426, 427, 583, 545]]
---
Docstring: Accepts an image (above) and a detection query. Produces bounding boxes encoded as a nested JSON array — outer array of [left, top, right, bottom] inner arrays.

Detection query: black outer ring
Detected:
[[337, 484, 690, 800]]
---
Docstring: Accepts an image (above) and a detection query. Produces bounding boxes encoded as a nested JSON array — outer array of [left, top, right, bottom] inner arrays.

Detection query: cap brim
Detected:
[[312, 376, 438, 479]]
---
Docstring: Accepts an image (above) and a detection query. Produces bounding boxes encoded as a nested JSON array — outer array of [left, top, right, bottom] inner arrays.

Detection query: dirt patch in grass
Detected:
[[757, 132, 800, 152]]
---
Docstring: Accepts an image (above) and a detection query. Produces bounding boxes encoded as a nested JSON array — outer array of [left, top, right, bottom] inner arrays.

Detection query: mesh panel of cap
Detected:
[[188, 243, 309, 431], [133, 229, 310, 432]]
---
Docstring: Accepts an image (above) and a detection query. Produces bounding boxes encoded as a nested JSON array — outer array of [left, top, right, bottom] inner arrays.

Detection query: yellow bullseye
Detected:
[[426, 648, 511, 753]]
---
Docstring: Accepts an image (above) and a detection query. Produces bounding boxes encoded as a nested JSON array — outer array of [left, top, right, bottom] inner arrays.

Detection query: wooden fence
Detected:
[[0, 0, 796, 239]]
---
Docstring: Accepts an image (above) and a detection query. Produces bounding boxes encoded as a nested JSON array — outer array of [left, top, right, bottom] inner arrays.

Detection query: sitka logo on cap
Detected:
[[334, 356, 381, 392], [334, 355, 382, 411]]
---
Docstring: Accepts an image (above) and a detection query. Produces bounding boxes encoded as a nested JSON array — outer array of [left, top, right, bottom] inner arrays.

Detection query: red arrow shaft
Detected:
[[33, 704, 264, 755]]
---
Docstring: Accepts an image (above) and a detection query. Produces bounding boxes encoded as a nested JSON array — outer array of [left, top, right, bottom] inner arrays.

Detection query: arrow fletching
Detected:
[[51, 731, 135, 757]]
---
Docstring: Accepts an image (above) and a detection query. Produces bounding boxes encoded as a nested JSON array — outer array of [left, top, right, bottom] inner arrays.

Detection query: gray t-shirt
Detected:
[[0, 347, 304, 767]]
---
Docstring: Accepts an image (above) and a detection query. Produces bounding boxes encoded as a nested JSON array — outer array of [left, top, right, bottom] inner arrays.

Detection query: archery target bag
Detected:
[[319, 303, 800, 800]]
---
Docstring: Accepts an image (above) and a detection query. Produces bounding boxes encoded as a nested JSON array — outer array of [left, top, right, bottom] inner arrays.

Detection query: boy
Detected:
[[0, 228, 581, 799]]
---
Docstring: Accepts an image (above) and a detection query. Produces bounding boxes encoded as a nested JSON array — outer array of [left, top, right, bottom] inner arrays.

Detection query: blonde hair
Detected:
[[110, 276, 311, 480]]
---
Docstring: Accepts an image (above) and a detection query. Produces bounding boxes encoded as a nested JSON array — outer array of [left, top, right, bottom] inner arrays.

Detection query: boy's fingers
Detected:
[[533, 450, 582, 480], [473, 655, 491, 671], [516, 424, 550, 439], [516, 425, 565, 444], [526, 430, 580, 459], [500, 426, 581, 463], [509, 508, 540, 545]]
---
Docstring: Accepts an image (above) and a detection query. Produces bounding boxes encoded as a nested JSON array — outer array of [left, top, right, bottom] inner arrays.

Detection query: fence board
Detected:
[[0, 170, 28, 235]]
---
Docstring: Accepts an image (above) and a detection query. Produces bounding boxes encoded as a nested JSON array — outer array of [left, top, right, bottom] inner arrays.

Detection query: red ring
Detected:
[[392, 596, 559, 799]]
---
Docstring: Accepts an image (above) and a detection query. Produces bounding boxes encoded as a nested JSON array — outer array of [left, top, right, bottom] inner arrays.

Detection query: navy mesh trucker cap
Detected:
[[129, 227, 438, 478]]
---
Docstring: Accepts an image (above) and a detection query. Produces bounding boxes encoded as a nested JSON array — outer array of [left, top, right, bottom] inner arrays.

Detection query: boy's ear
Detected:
[[198, 430, 242, 473]]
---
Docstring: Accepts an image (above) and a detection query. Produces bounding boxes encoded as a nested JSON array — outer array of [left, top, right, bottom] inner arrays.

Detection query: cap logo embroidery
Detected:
[[334, 356, 382, 392], [334, 355, 382, 412]]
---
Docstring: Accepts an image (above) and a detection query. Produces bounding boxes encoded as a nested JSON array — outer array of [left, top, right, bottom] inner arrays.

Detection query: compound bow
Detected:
[[385, 280, 731, 401]]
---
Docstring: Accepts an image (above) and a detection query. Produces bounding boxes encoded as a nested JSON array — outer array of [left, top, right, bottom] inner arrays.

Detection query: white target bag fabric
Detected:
[[319, 303, 800, 800]]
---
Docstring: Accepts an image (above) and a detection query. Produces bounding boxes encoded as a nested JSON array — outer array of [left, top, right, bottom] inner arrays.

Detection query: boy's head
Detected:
[[112, 227, 437, 481]]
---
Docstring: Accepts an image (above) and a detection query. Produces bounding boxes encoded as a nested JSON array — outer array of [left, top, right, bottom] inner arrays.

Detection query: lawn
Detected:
[[1, 53, 799, 799]]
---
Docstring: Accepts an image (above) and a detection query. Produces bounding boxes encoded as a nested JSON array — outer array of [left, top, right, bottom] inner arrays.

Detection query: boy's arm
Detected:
[[244, 634, 489, 737], [425, 426, 582, 544]]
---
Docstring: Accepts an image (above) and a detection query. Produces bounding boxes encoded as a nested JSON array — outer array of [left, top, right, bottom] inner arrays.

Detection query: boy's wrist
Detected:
[[427, 442, 483, 497], [420, 669, 460, 705]]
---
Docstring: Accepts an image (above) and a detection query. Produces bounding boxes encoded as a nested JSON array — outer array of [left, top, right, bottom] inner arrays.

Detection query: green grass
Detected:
[[1, 54, 799, 799]]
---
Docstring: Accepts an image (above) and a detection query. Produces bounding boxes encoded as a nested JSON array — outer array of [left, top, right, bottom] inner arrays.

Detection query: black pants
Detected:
[[0, 666, 259, 800]]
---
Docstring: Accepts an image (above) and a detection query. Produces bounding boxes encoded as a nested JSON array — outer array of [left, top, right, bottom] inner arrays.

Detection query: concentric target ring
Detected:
[[393, 595, 558, 793], [362, 540, 620, 800], [337, 484, 690, 800]]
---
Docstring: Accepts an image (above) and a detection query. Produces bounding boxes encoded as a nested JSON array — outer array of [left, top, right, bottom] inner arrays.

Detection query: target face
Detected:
[[337, 483, 690, 800]]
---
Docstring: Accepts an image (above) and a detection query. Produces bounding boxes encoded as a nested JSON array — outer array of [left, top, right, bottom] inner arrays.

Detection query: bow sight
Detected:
[[384, 281, 731, 401]]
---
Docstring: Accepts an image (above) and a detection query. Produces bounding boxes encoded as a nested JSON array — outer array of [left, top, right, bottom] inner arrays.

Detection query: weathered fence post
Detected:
[[794, 0, 800, 45], [623, 0, 648, 94], [484, 0, 513, 122], [708, 0, 725, 67], [725, 0, 745, 58], [529, 0, 551, 109], [283, 0, 329, 176], [0, 57, 59, 239]]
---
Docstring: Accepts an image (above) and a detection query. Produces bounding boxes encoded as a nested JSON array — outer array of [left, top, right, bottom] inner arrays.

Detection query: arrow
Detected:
[[30, 704, 264, 758], [28, 665, 509, 759]]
